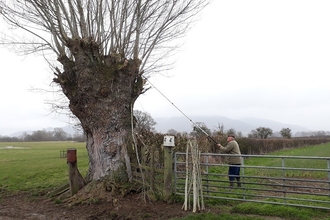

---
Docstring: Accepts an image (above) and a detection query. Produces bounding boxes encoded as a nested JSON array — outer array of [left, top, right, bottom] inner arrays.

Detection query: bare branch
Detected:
[[1, 0, 209, 73], [75, 0, 88, 38]]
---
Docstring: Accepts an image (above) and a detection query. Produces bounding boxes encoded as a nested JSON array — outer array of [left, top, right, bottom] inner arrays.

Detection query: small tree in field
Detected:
[[133, 110, 156, 134], [190, 122, 211, 140], [167, 129, 178, 135], [280, 127, 292, 139], [0, 0, 209, 191], [249, 127, 273, 139], [225, 128, 237, 137]]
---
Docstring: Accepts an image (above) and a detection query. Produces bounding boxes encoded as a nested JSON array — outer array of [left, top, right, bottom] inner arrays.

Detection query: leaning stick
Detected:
[[182, 141, 190, 211]]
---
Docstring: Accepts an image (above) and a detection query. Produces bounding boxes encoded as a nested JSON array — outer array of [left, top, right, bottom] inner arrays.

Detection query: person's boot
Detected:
[[236, 177, 241, 187], [230, 181, 235, 188]]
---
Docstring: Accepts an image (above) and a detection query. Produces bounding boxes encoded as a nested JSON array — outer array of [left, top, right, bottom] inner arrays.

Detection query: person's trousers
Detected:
[[228, 164, 241, 181]]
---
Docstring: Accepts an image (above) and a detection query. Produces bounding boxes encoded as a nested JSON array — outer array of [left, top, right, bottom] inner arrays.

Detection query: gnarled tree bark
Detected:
[[54, 39, 143, 181]]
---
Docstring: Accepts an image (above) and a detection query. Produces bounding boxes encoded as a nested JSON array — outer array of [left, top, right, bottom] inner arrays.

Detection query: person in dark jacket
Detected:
[[217, 134, 242, 187]]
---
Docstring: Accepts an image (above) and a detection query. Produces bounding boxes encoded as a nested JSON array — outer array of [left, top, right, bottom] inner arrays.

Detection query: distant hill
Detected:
[[154, 115, 309, 136]]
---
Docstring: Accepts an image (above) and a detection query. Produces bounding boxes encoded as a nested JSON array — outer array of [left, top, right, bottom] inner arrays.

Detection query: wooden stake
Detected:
[[67, 148, 85, 196]]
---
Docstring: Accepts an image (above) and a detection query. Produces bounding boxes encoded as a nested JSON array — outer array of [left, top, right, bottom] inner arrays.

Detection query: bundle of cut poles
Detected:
[[182, 140, 205, 213]]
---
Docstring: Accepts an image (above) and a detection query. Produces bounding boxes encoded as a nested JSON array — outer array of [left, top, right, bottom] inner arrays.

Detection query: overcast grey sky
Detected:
[[1, 0, 330, 135], [136, 0, 330, 131]]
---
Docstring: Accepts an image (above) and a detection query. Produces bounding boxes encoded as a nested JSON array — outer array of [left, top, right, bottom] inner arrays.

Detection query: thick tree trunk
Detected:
[[53, 38, 143, 182]]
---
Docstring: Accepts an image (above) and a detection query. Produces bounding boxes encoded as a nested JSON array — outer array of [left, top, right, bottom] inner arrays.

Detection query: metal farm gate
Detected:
[[174, 152, 330, 210]]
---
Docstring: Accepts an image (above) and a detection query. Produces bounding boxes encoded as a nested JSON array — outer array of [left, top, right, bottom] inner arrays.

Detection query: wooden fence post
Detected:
[[67, 148, 85, 196], [163, 136, 175, 202], [150, 144, 155, 192]]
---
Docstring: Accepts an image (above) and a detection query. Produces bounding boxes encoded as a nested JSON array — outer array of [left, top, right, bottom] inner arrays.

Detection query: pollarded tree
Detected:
[[0, 0, 209, 185]]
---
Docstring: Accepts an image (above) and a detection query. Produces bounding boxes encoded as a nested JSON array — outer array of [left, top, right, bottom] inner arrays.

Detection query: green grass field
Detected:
[[244, 143, 330, 179], [0, 142, 88, 192]]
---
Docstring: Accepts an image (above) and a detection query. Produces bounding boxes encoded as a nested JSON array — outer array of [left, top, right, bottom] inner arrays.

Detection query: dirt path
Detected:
[[0, 192, 290, 220], [0, 192, 211, 220]]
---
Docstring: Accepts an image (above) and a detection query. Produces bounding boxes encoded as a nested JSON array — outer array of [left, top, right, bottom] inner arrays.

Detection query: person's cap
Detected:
[[228, 134, 235, 139]]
